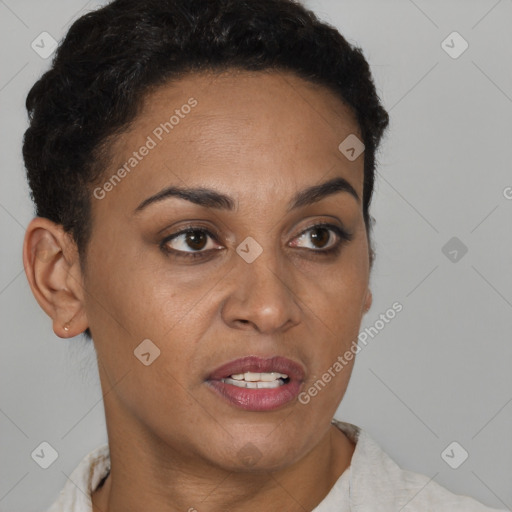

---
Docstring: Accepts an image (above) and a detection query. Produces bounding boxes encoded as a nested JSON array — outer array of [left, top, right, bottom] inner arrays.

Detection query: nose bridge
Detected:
[[222, 234, 301, 333]]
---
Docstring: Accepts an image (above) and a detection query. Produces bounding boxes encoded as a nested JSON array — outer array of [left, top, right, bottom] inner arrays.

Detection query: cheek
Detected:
[[299, 244, 369, 321], [298, 267, 364, 410], [83, 236, 210, 385], [83, 223, 175, 335], [83, 245, 202, 418], [297, 360, 355, 425], [297, 245, 368, 376]]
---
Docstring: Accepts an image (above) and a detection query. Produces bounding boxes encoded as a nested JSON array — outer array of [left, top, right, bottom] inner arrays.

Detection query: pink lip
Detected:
[[205, 355, 306, 412]]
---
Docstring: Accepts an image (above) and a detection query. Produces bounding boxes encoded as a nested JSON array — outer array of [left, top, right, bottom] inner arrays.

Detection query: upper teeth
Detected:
[[229, 371, 288, 381], [221, 371, 289, 389]]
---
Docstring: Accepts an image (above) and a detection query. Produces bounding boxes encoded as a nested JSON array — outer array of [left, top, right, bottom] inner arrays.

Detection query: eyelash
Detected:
[[159, 222, 354, 260]]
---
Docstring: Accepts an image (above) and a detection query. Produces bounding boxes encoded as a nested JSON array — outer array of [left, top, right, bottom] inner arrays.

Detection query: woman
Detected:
[[21, 0, 506, 510]]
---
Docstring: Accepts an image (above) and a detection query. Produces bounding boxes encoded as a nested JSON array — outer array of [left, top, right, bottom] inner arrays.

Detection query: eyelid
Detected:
[[159, 219, 353, 258], [296, 220, 350, 238], [160, 225, 223, 252], [291, 221, 353, 249]]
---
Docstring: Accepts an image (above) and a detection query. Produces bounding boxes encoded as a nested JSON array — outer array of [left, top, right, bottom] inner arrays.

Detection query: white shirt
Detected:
[[45, 419, 506, 512]]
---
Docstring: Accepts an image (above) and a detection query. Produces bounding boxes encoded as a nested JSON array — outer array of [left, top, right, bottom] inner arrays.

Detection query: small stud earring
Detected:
[[63, 322, 70, 332]]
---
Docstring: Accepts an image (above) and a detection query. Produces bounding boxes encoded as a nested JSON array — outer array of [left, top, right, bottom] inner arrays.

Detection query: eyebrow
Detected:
[[133, 176, 360, 215]]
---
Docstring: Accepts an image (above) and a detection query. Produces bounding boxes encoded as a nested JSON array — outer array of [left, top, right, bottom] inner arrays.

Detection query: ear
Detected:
[[363, 288, 372, 314], [22, 217, 89, 338]]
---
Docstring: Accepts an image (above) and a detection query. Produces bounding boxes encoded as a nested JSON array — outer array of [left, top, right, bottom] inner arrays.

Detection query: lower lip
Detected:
[[206, 379, 302, 411]]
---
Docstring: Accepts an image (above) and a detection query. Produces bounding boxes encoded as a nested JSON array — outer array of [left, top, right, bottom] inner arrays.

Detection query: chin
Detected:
[[207, 434, 302, 473]]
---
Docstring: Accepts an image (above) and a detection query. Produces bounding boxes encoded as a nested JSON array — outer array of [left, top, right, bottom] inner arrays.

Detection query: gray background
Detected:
[[1, 0, 511, 510]]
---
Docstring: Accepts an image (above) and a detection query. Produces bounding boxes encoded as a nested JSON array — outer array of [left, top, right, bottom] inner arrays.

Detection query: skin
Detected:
[[23, 69, 373, 512]]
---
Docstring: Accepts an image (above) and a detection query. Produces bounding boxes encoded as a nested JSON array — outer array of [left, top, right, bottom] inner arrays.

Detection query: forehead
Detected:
[[140, 69, 360, 143], [96, 70, 364, 215]]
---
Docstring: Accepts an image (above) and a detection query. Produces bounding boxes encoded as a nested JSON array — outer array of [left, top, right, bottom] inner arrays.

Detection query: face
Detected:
[[79, 70, 372, 471]]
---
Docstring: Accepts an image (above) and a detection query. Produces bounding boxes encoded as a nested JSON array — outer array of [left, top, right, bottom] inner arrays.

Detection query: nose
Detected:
[[221, 243, 302, 335]]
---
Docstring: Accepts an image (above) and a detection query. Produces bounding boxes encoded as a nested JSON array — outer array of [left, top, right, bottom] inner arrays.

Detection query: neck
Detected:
[[91, 421, 354, 512]]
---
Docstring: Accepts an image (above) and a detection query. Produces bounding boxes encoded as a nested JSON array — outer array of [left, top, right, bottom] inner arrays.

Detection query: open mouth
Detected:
[[205, 357, 305, 411], [220, 372, 291, 389]]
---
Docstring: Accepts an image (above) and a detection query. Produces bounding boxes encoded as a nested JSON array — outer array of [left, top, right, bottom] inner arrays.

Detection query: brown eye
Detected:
[[293, 224, 347, 251], [160, 227, 222, 258], [308, 227, 332, 249], [183, 230, 208, 251]]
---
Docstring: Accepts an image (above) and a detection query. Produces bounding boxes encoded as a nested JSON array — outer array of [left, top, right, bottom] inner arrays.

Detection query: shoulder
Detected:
[[44, 444, 110, 512], [331, 419, 506, 512]]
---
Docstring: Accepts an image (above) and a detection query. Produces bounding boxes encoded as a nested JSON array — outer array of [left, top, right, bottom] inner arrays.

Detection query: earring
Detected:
[[63, 322, 70, 332]]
